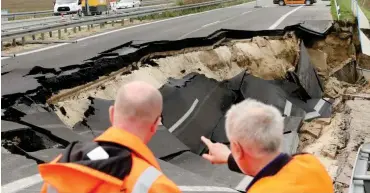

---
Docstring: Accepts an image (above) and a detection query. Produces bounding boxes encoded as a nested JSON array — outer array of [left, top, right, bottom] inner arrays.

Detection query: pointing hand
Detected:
[[200, 136, 231, 164]]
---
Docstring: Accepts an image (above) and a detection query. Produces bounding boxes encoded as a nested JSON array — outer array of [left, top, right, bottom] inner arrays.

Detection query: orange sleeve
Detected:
[[149, 175, 181, 193]]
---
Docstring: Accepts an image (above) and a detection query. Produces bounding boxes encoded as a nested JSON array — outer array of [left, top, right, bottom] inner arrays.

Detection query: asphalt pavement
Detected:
[[1, 0, 332, 192], [1, 0, 331, 73]]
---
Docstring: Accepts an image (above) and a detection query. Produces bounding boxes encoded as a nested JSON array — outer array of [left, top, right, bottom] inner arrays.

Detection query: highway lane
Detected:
[[2, 0, 303, 73], [276, 0, 332, 28]]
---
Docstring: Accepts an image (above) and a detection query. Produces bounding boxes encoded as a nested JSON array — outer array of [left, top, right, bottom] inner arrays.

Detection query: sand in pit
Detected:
[[309, 33, 355, 72]]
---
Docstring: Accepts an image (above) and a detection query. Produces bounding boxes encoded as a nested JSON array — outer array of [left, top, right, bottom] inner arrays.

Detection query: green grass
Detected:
[[137, 0, 252, 21], [176, 0, 185, 6], [331, 0, 355, 21]]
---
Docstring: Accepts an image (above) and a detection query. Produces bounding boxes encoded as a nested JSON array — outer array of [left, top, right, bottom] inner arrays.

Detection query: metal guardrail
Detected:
[[1, 4, 173, 33], [333, 0, 340, 20], [1, 0, 234, 42], [348, 143, 370, 193]]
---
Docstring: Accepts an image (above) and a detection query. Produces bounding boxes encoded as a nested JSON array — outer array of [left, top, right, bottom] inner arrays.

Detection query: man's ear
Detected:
[[109, 106, 114, 125], [231, 141, 244, 160], [150, 117, 160, 133]]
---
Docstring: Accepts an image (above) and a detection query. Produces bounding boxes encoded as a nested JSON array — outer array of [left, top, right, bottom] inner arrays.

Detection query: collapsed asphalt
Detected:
[[2, 21, 336, 192]]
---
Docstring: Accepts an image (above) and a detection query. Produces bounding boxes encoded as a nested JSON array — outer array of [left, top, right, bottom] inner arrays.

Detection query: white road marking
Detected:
[[304, 111, 321, 120], [1, 174, 43, 193], [1, 43, 69, 60], [202, 20, 220, 28], [179, 186, 239, 192], [1, 1, 255, 60], [268, 5, 303, 29], [169, 99, 199, 133], [242, 10, 253, 15], [78, 130, 94, 135], [313, 99, 326, 112], [179, 10, 255, 39], [284, 100, 292, 116]]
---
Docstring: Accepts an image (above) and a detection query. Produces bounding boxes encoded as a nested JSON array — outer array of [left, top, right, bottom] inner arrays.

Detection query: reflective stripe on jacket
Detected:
[[38, 127, 180, 193]]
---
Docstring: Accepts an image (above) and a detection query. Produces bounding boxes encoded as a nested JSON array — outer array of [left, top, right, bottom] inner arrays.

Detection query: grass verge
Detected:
[[331, 0, 356, 21], [137, 0, 253, 21]]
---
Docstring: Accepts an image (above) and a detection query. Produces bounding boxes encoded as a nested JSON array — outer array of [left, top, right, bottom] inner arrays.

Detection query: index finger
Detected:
[[201, 136, 213, 147]]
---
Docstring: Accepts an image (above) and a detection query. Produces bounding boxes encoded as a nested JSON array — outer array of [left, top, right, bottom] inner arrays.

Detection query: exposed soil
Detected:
[[309, 33, 356, 72], [358, 53, 370, 69]]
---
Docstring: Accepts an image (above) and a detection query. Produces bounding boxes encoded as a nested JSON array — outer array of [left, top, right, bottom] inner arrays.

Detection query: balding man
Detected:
[[38, 81, 180, 193], [201, 99, 334, 193]]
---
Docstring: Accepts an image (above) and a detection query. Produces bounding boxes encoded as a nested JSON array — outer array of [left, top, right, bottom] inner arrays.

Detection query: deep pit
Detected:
[[2, 21, 370, 192]]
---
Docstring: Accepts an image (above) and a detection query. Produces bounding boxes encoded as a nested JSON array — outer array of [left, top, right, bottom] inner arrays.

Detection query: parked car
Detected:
[[116, 0, 141, 9], [53, 0, 82, 16]]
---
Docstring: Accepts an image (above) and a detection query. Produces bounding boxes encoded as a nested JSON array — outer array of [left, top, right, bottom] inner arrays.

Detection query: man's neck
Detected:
[[112, 123, 146, 143], [251, 151, 281, 176]]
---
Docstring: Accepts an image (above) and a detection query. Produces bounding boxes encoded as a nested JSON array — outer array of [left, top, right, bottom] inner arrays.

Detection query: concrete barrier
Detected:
[[352, 0, 370, 56]]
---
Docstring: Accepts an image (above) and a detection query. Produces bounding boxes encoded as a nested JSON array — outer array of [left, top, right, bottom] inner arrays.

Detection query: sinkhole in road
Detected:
[[2, 22, 369, 191]]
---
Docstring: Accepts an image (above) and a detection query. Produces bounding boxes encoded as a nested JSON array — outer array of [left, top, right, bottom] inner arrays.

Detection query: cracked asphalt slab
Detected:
[[1, 1, 333, 192]]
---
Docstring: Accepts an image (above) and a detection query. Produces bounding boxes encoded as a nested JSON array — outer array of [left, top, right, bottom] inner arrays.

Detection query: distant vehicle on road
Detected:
[[273, 0, 316, 5], [53, 0, 83, 16], [116, 0, 142, 9], [81, 0, 108, 15]]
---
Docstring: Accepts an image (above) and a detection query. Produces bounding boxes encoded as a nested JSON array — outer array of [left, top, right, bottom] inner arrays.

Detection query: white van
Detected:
[[116, 0, 142, 9], [53, 0, 82, 16]]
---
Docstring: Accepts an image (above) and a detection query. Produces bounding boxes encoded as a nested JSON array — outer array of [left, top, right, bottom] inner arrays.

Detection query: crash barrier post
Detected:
[[2, 10, 9, 22], [334, 0, 340, 20]]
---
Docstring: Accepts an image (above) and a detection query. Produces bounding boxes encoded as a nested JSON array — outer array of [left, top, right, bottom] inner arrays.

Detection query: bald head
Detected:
[[109, 81, 163, 142]]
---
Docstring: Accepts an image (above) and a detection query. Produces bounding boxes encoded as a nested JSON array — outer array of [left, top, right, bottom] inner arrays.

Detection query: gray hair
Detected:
[[225, 98, 284, 154]]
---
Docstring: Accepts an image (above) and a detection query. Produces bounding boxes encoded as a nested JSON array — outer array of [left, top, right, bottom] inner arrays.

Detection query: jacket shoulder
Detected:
[[248, 153, 334, 193], [148, 174, 181, 193]]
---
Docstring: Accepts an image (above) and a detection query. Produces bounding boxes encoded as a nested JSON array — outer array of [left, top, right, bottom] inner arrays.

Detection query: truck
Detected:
[[81, 0, 109, 15], [273, 0, 317, 6]]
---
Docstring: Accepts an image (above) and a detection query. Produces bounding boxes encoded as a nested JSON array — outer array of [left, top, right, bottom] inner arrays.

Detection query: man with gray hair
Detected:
[[201, 98, 334, 193]]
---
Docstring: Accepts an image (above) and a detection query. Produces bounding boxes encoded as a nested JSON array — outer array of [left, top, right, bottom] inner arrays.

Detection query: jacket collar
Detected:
[[94, 127, 160, 170], [246, 153, 292, 192]]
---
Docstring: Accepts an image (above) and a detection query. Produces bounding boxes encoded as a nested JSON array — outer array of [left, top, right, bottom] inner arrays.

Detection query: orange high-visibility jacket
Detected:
[[38, 127, 181, 193], [247, 154, 334, 193]]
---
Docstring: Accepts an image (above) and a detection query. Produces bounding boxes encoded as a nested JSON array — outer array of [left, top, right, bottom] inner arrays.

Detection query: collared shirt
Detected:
[[227, 153, 292, 192]]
